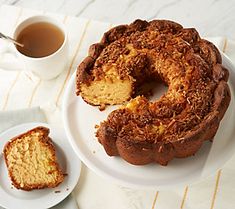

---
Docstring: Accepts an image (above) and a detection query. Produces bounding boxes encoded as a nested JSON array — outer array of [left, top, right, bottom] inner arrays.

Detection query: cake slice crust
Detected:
[[3, 126, 64, 191]]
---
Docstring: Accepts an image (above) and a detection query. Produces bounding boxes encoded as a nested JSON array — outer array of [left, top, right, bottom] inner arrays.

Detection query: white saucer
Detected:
[[0, 122, 81, 209], [62, 54, 235, 190]]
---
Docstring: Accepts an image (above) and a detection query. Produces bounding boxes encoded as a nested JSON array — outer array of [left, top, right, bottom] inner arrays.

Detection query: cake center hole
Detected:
[[136, 79, 168, 102]]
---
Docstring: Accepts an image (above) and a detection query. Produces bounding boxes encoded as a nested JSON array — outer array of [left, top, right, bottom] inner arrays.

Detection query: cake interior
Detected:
[[5, 129, 63, 189]]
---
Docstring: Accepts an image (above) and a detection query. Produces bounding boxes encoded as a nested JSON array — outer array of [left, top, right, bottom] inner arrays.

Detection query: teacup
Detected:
[[0, 15, 68, 80]]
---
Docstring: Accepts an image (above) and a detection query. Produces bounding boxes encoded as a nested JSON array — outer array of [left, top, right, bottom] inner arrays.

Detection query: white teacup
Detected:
[[0, 15, 68, 80]]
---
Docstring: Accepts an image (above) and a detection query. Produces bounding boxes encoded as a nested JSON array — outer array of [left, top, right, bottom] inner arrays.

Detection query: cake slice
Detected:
[[3, 126, 64, 191]]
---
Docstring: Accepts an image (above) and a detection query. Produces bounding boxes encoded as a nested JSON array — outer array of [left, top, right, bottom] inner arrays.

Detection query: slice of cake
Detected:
[[3, 126, 64, 191]]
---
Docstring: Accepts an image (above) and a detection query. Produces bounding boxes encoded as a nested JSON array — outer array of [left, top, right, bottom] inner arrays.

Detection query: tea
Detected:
[[16, 22, 64, 58]]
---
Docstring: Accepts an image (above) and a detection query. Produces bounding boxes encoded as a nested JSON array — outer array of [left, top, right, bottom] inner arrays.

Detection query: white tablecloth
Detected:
[[0, 5, 235, 209]]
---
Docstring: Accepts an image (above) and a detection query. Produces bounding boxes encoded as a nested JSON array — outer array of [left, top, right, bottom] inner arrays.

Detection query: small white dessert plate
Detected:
[[62, 53, 235, 190], [0, 122, 81, 209]]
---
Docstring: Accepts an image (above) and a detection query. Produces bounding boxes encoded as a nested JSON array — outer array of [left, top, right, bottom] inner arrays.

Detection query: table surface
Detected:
[[0, 0, 235, 39]]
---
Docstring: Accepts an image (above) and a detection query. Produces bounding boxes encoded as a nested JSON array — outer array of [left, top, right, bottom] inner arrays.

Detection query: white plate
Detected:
[[0, 122, 81, 209], [62, 54, 235, 190]]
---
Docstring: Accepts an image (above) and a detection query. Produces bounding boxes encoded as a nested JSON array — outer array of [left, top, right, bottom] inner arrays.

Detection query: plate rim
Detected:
[[0, 122, 81, 209]]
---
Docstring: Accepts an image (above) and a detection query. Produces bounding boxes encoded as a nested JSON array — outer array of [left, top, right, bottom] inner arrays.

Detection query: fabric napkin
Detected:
[[0, 107, 46, 133], [0, 107, 78, 209]]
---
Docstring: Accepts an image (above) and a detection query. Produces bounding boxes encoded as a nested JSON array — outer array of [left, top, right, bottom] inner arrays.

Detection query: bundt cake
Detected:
[[3, 126, 64, 190], [76, 19, 231, 165]]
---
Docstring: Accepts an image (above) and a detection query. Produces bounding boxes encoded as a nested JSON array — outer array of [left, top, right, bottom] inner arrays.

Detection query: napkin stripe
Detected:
[[210, 169, 222, 209], [2, 72, 21, 110], [28, 79, 42, 107], [151, 191, 159, 209], [2, 7, 23, 110], [222, 38, 228, 53], [55, 19, 91, 106], [63, 15, 68, 23], [180, 186, 188, 209]]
